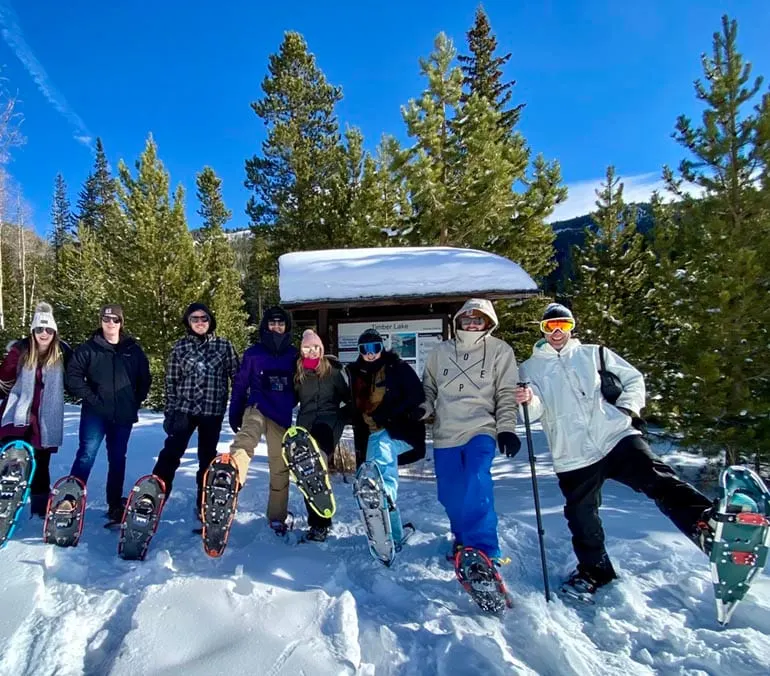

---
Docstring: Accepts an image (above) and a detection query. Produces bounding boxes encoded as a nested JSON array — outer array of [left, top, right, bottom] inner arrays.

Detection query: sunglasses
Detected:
[[190, 315, 210, 324], [459, 316, 487, 328], [358, 341, 383, 356], [301, 345, 322, 354], [540, 318, 575, 334], [102, 315, 121, 324], [33, 327, 55, 336]]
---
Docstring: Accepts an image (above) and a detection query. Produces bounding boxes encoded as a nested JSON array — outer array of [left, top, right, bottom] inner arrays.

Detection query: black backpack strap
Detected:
[[599, 345, 607, 372]]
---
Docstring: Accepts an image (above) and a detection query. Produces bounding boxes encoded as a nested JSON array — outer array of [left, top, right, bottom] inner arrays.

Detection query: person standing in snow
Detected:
[[516, 303, 714, 597], [293, 329, 350, 541], [227, 306, 298, 535], [149, 303, 239, 517], [348, 329, 426, 548], [66, 304, 151, 522], [422, 298, 521, 565], [0, 303, 71, 517]]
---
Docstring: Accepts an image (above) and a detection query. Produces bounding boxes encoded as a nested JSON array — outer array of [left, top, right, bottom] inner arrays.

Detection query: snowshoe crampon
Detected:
[[201, 454, 240, 557], [0, 440, 36, 549], [118, 475, 166, 561], [454, 546, 513, 614], [708, 465, 770, 625], [43, 475, 86, 547], [282, 426, 336, 519], [353, 461, 396, 566]]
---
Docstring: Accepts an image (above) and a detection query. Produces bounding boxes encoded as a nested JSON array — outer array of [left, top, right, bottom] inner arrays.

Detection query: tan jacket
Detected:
[[422, 299, 519, 449]]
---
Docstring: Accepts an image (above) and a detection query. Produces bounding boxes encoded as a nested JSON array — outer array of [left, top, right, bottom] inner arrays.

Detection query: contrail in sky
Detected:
[[0, 0, 93, 148]]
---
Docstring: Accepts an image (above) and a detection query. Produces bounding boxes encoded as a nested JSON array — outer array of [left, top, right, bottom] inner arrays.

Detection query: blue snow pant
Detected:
[[366, 429, 413, 544], [434, 434, 500, 558]]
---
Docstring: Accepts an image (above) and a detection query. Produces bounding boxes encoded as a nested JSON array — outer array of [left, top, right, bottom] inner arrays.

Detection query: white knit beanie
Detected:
[[31, 302, 58, 333]]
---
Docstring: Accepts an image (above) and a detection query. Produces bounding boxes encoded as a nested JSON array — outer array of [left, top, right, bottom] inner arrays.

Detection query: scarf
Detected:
[[1, 358, 65, 447]]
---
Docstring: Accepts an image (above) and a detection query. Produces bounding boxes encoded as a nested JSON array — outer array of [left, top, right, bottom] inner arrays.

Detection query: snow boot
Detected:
[[304, 525, 329, 542]]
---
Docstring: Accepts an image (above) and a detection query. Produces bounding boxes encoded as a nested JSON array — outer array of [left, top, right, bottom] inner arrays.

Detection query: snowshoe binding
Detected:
[[201, 454, 240, 557], [706, 465, 770, 625], [560, 569, 601, 605], [455, 546, 513, 613], [0, 441, 36, 549], [354, 461, 396, 566], [43, 475, 86, 547], [118, 475, 166, 561], [282, 426, 336, 519]]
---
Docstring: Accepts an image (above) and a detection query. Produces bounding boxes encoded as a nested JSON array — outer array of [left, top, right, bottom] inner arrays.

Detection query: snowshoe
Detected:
[[0, 441, 36, 549], [43, 476, 86, 547], [707, 465, 770, 625], [560, 569, 600, 605], [201, 454, 240, 557], [455, 546, 513, 613], [118, 475, 166, 561], [282, 426, 336, 519], [354, 461, 396, 566], [396, 522, 415, 553]]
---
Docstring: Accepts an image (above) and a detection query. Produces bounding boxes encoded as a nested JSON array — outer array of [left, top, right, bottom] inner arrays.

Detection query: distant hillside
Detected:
[[545, 202, 655, 293]]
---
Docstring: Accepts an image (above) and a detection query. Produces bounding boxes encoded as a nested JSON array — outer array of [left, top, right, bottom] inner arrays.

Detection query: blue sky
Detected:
[[1, 0, 769, 236]]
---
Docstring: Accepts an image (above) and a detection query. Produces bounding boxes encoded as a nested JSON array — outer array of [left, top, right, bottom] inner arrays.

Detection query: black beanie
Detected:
[[358, 328, 383, 346], [541, 303, 574, 322]]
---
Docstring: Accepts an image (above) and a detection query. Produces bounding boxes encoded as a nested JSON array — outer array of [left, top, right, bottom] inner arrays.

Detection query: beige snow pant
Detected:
[[229, 406, 288, 523]]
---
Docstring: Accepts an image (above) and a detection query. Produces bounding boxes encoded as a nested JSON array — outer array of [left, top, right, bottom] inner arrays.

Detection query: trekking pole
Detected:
[[518, 381, 551, 602]]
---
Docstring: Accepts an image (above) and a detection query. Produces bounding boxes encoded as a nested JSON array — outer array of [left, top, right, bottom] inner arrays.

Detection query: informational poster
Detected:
[[337, 318, 444, 376]]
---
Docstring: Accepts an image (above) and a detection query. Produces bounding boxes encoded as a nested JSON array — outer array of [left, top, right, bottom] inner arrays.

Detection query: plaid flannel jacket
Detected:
[[165, 334, 239, 417]]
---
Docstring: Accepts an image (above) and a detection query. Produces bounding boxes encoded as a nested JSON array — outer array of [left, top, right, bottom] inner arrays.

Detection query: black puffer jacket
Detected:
[[65, 331, 151, 425], [348, 351, 426, 467], [295, 356, 351, 446]]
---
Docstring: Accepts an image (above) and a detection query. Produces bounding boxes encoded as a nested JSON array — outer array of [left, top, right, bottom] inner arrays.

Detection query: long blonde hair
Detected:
[[295, 355, 332, 386], [23, 332, 63, 370]]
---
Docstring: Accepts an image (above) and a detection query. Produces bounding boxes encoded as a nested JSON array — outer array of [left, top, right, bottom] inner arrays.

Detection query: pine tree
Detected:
[[398, 32, 463, 246], [350, 136, 411, 245], [114, 135, 201, 407], [570, 166, 649, 354], [458, 5, 523, 131], [196, 166, 248, 352], [77, 138, 117, 233], [50, 173, 74, 259], [245, 31, 366, 293], [660, 15, 770, 464], [50, 221, 110, 345]]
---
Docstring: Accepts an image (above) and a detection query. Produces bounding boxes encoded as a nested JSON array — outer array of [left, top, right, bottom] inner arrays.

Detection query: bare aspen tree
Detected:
[[17, 194, 26, 325], [0, 81, 26, 331]]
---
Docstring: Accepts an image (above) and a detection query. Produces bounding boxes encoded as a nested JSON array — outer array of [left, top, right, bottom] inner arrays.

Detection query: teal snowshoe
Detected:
[[706, 465, 770, 625]]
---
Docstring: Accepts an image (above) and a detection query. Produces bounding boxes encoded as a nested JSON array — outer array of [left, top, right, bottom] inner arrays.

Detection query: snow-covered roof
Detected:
[[279, 246, 538, 305]]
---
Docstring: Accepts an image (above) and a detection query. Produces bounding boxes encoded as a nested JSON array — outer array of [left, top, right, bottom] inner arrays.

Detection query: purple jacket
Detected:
[[229, 341, 298, 429]]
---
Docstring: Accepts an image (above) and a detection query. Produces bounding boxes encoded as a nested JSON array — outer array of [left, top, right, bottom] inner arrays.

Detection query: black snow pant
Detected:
[[152, 414, 224, 513], [305, 422, 334, 529], [556, 434, 713, 584]]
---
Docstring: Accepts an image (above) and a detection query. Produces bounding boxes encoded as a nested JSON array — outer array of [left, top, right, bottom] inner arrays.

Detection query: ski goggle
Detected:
[[540, 318, 575, 334], [358, 341, 383, 356]]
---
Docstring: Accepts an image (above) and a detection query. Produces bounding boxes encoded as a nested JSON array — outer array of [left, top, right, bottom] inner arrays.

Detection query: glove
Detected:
[[617, 407, 647, 434], [229, 411, 244, 434], [409, 405, 427, 422], [497, 431, 521, 458]]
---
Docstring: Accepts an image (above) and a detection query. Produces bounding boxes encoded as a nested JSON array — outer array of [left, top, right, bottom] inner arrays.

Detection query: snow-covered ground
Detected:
[[1, 406, 768, 676]]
